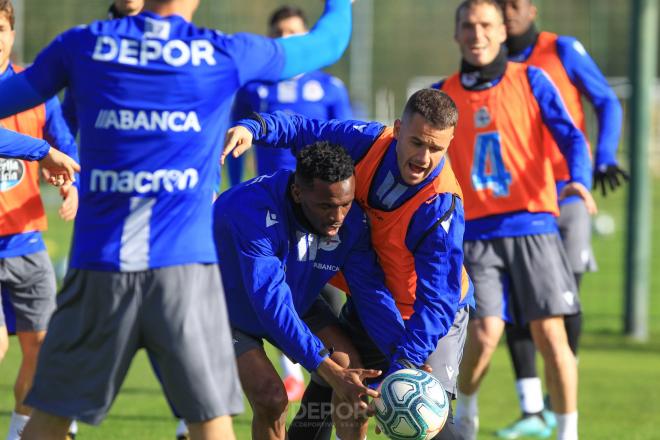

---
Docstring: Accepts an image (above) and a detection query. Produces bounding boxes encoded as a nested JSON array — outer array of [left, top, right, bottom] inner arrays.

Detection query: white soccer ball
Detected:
[[373, 369, 449, 440], [593, 212, 616, 236]]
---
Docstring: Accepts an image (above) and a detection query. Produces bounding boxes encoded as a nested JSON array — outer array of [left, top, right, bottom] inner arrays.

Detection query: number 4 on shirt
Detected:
[[471, 132, 512, 197]]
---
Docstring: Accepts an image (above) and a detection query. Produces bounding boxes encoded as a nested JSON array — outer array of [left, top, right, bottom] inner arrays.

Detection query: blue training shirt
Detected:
[[0, 64, 79, 259], [0, 127, 50, 161], [214, 170, 406, 372], [0, 3, 352, 271], [237, 113, 474, 367], [232, 71, 352, 177]]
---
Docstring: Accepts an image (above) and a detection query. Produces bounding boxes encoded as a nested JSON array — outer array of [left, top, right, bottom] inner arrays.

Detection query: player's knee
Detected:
[[251, 380, 289, 421], [0, 327, 9, 362], [530, 318, 570, 361]]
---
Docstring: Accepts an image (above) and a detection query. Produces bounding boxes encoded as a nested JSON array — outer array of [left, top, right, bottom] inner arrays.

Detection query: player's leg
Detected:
[[505, 234, 580, 440], [426, 306, 469, 440], [22, 269, 143, 436], [289, 296, 387, 440], [496, 322, 549, 439], [455, 239, 507, 440], [557, 200, 594, 358], [237, 345, 288, 440], [142, 265, 242, 440], [0, 324, 7, 362], [21, 410, 70, 440], [3, 252, 56, 440]]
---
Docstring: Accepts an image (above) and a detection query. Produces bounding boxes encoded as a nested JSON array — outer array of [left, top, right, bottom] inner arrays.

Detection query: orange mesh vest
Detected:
[[331, 128, 471, 319], [0, 65, 48, 236], [526, 31, 590, 181], [441, 63, 559, 220]]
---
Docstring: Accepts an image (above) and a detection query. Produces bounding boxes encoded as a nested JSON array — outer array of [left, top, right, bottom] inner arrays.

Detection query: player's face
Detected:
[[455, 3, 507, 66], [293, 176, 355, 237], [270, 16, 307, 38], [498, 0, 537, 36], [0, 14, 14, 74], [394, 113, 455, 186], [114, 0, 144, 16]]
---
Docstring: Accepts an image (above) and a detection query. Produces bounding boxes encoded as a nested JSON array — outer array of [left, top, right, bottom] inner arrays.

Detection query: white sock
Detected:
[[279, 353, 304, 381], [455, 390, 478, 420], [68, 419, 78, 434], [176, 419, 188, 436], [516, 377, 544, 414], [6, 412, 29, 440], [556, 412, 578, 440]]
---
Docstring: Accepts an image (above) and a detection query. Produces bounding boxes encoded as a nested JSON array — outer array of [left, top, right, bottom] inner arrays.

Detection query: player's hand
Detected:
[[40, 148, 80, 187], [59, 183, 78, 221], [220, 126, 254, 166], [317, 358, 381, 412], [560, 182, 598, 215], [593, 164, 629, 197]]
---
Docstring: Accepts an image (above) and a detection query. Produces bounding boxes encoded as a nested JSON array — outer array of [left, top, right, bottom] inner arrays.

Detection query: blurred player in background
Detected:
[[224, 88, 474, 439], [493, 1, 626, 437], [434, 1, 596, 439], [228, 5, 353, 185], [0, 2, 80, 438], [229, 4, 353, 402], [108, 0, 143, 19], [0, 0, 354, 438]]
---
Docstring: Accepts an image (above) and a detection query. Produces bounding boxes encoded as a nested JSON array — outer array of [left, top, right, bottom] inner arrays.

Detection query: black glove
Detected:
[[593, 164, 629, 197]]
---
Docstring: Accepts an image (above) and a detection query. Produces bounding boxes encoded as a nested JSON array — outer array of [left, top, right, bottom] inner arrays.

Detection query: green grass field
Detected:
[[1, 180, 659, 439]]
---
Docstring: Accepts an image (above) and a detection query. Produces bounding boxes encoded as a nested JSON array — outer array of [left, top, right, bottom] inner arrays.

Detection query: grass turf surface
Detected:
[[0, 181, 658, 439]]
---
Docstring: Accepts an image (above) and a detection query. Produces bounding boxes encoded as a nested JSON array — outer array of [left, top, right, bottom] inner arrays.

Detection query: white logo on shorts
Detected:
[[563, 291, 576, 306], [445, 365, 455, 380]]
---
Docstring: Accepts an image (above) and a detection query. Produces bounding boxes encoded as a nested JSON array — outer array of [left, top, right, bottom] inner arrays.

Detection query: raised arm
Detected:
[[222, 111, 382, 164]]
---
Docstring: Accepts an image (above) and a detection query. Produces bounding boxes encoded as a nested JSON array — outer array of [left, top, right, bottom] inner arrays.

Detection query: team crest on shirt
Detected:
[[0, 159, 25, 192], [302, 80, 325, 102], [318, 235, 341, 252], [474, 107, 491, 128], [144, 17, 171, 40], [277, 81, 298, 103]]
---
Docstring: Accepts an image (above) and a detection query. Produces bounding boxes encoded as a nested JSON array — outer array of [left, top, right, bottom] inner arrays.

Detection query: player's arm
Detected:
[[341, 213, 407, 359], [43, 96, 80, 220], [60, 89, 78, 136], [217, 210, 329, 372], [0, 127, 51, 160], [222, 111, 382, 164], [557, 36, 627, 195], [227, 0, 352, 86], [0, 30, 74, 118], [393, 192, 464, 368], [527, 66, 596, 210]]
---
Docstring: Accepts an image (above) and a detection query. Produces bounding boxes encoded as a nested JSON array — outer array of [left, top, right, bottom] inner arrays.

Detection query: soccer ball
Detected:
[[373, 369, 449, 440]]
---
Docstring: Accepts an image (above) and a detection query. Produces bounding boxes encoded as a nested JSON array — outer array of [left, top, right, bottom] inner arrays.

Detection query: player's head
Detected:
[[269, 5, 308, 38], [497, 0, 536, 37], [113, 0, 144, 17], [454, 0, 507, 67], [292, 141, 355, 237], [0, 0, 15, 74], [394, 89, 457, 186]]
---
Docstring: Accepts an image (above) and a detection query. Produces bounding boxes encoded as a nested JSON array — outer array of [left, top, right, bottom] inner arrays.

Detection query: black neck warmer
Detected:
[[460, 46, 508, 90], [506, 23, 539, 57]]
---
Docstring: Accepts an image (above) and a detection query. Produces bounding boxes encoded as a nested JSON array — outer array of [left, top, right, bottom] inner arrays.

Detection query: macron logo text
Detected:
[[95, 109, 201, 132], [90, 168, 199, 194]]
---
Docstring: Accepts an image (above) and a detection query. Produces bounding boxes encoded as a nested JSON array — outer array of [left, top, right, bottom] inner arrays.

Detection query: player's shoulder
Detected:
[[555, 35, 590, 58], [340, 203, 370, 239]]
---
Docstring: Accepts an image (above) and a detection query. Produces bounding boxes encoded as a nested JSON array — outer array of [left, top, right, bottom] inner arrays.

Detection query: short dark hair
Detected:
[[295, 141, 354, 188], [455, 0, 504, 28], [402, 89, 458, 130], [0, 0, 14, 29], [269, 5, 307, 30]]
